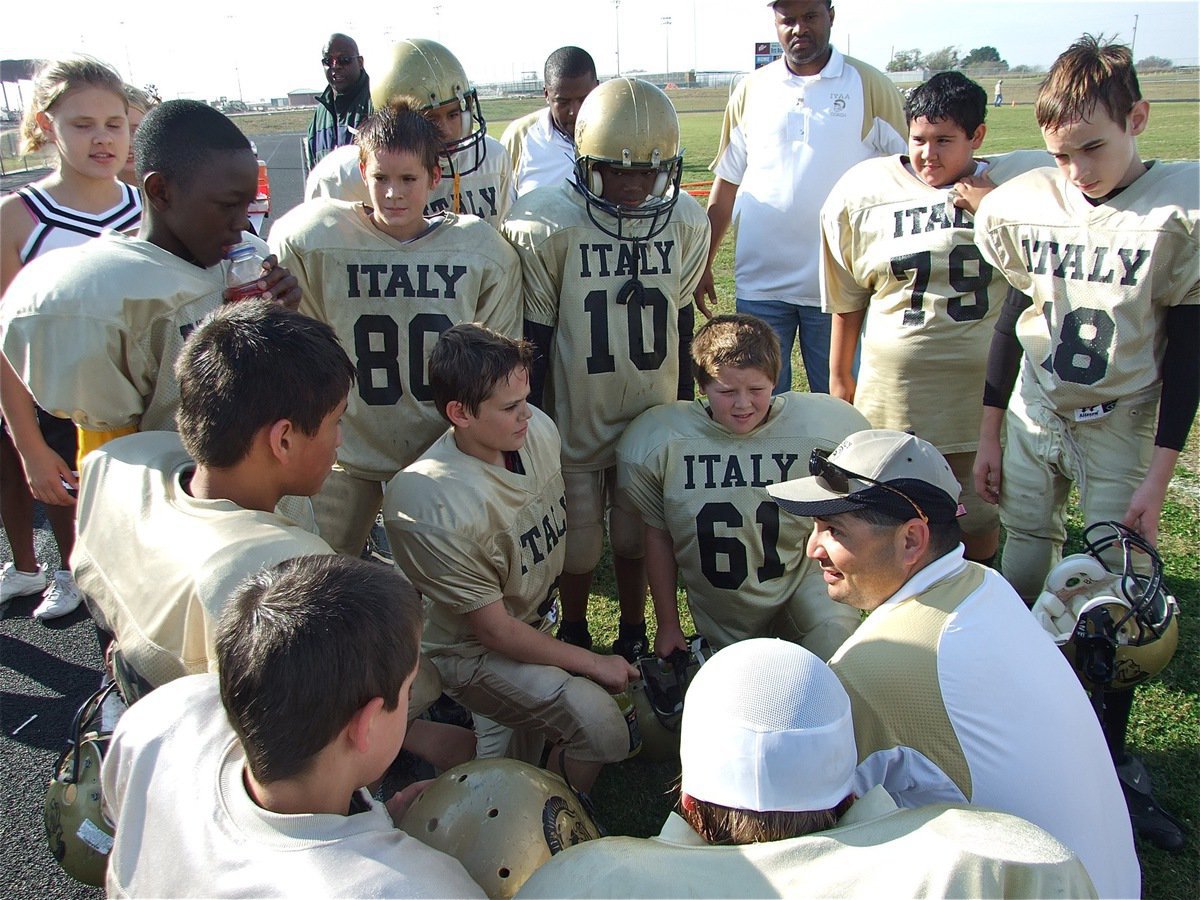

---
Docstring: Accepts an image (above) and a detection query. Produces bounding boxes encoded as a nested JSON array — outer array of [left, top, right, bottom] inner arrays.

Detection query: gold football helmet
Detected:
[[398, 759, 601, 898], [371, 38, 487, 175], [628, 635, 711, 762], [1032, 521, 1179, 691], [44, 682, 121, 886], [573, 77, 683, 243]]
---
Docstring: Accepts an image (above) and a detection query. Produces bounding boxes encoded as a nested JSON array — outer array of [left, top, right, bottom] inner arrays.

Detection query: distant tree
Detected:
[[1009, 64, 1043, 74], [924, 46, 961, 72], [961, 46, 1009, 72], [887, 49, 923, 72], [1137, 55, 1173, 70]]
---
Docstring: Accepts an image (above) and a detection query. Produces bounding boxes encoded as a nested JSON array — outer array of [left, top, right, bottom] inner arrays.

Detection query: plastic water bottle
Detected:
[[224, 242, 267, 302]]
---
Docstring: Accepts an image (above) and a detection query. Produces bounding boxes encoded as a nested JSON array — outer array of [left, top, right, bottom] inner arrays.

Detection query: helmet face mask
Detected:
[[572, 77, 684, 245], [629, 635, 711, 761], [372, 39, 489, 176], [1032, 521, 1179, 691]]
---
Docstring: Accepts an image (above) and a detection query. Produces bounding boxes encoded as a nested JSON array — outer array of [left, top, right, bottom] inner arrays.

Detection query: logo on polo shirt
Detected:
[[830, 93, 849, 115]]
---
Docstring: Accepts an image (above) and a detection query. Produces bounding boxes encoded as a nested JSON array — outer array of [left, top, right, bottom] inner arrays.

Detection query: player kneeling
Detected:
[[385, 325, 637, 794], [617, 314, 869, 661]]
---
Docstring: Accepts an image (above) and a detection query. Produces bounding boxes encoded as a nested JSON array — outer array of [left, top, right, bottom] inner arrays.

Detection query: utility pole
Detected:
[[614, 1, 622, 76], [662, 17, 672, 78], [1131, 14, 1139, 60]]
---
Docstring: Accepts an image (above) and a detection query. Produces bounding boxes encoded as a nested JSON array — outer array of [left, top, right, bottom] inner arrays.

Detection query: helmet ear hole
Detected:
[[651, 170, 669, 198], [589, 167, 604, 197]]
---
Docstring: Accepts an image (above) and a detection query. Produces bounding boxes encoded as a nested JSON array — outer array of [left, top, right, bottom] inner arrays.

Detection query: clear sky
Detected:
[[3, 0, 1197, 104]]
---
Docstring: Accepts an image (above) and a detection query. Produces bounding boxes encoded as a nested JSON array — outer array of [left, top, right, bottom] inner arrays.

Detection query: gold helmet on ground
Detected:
[[398, 758, 601, 898]]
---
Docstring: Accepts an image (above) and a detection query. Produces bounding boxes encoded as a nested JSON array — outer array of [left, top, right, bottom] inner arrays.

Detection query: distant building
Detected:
[[287, 89, 321, 107]]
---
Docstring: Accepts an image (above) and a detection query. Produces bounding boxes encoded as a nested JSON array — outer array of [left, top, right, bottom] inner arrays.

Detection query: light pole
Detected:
[[614, 1, 622, 76], [662, 17, 672, 78]]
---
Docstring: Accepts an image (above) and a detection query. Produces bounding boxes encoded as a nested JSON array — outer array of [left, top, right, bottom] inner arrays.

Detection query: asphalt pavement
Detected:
[[0, 129, 306, 899]]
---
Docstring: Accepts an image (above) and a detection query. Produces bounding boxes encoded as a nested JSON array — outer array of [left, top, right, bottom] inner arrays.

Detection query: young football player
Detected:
[[270, 101, 522, 557], [973, 35, 1198, 851], [101, 554, 485, 898], [0, 57, 139, 620], [820, 71, 1052, 564], [73, 300, 350, 693], [1, 99, 299, 458], [503, 78, 711, 661], [305, 38, 515, 228], [617, 314, 868, 661], [385, 324, 636, 792]]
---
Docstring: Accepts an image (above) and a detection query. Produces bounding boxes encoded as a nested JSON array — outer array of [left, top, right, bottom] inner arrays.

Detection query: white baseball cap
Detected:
[[680, 639, 856, 813], [767, 429, 964, 523]]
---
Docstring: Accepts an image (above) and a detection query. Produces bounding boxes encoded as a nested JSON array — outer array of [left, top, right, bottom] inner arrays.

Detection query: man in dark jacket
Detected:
[[305, 34, 372, 171]]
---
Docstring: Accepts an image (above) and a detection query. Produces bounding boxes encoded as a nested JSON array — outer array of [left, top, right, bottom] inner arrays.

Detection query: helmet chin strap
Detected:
[[616, 237, 646, 307]]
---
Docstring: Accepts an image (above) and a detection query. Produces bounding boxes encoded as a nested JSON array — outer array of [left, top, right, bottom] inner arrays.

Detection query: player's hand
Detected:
[[385, 778, 434, 827], [654, 623, 688, 660], [952, 174, 998, 215], [693, 267, 718, 320], [257, 255, 302, 310], [973, 436, 1002, 505], [1121, 482, 1166, 547], [589, 652, 640, 693], [22, 444, 77, 506]]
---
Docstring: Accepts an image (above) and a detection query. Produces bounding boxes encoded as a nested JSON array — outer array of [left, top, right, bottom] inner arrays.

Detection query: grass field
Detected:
[[510, 92, 1196, 900]]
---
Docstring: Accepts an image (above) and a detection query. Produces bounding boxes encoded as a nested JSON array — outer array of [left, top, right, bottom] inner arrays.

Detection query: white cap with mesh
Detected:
[[680, 638, 856, 813]]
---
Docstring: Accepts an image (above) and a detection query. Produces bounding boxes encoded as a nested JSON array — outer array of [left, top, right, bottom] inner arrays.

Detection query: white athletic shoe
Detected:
[[33, 570, 83, 621], [0, 563, 48, 604]]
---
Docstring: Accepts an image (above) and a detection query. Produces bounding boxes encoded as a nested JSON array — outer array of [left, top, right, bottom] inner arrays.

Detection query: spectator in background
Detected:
[[502, 47, 599, 197], [305, 33, 371, 171], [698, 0, 906, 394]]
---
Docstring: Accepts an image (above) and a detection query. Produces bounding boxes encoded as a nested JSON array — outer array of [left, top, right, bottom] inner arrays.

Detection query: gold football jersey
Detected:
[[617, 394, 870, 648], [72, 431, 330, 687], [383, 408, 566, 658], [1, 231, 267, 432], [975, 160, 1199, 413], [821, 151, 1051, 452], [303, 137, 515, 227], [269, 200, 522, 481], [503, 183, 710, 470]]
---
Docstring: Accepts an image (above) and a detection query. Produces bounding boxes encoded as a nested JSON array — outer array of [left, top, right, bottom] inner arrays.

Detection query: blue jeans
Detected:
[[735, 298, 831, 394]]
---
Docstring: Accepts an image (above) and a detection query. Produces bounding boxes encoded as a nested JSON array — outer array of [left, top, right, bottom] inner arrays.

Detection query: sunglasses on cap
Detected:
[[808, 448, 928, 524], [322, 55, 358, 67]]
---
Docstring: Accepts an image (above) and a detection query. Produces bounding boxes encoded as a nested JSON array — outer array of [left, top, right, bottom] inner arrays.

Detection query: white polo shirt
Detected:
[[713, 49, 907, 307], [501, 108, 577, 197]]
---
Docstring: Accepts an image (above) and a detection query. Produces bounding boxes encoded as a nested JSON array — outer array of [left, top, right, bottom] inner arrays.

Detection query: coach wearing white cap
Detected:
[[518, 638, 1096, 898], [768, 429, 1138, 899]]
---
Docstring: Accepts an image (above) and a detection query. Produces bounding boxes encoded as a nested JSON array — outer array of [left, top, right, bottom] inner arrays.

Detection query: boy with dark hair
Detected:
[[72, 300, 350, 690], [1, 99, 300, 460], [504, 77, 710, 661], [617, 314, 867, 661], [502, 46, 599, 197], [101, 554, 484, 898], [972, 34, 1198, 851], [820, 70, 1051, 565], [271, 101, 522, 558], [385, 324, 635, 792]]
